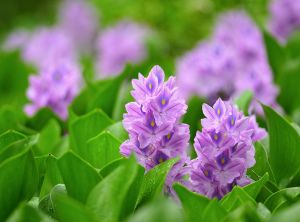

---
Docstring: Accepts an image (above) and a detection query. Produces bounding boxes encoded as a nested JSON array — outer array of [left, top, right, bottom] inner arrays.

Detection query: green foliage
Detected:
[[233, 90, 253, 116], [0, 130, 26, 152]]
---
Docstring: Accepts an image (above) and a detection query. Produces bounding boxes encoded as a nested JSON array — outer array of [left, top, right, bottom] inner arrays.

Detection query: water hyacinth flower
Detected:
[[2, 29, 30, 52], [96, 20, 148, 78], [268, 0, 300, 44], [120, 65, 190, 198], [24, 60, 82, 120], [188, 98, 267, 200]]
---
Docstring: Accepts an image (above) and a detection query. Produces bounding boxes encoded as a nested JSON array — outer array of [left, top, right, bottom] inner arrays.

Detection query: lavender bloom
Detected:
[[57, 0, 99, 53], [2, 29, 30, 51], [24, 60, 82, 120], [120, 65, 190, 198], [96, 20, 148, 78], [268, 0, 300, 44], [189, 98, 267, 200]]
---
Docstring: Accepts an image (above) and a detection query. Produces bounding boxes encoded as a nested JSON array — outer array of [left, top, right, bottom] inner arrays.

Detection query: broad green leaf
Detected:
[[286, 30, 300, 59], [35, 155, 47, 195], [69, 109, 114, 160], [0, 134, 39, 164], [221, 186, 257, 211], [136, 156, 180, 208], [86, 131, 122, 169], [270, 202, 300, 222], [249, 141, 276, 183], [173, 183, 210, 222], [71, 88, 91, 116], [228, 196, 244, 212], [52, 195, 100, 222], [0, 130, 26, 152], [35, 119, 61, 156], [264, 187, 300, 212], [257, 203, 271, 221], [86, 154, 138, 222], [38, 194, 55, 219], [243, 172, 269, 199], [233, 90, 253, 116], [0, 105, 27, 135], [125, 197, 184, 222], [260, 102, 300, 184], [99, 157, 128, 178], [39, 155, 64, 201], [51, 135, 69, 158], [104, 121, 129, 141], [291, 122, 300, 135], [203, 198, 227, 222], [6, 202, 54, 222], [0, 147, 39, 221], [58, 150, 102, 204], [87, 64, 131, 117]]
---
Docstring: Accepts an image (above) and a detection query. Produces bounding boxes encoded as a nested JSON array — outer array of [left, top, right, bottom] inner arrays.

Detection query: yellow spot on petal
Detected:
[[234, 145, 237, 150], [150, 144, 153, 151], [149, 83, 152, 90], [205, 170, 209, 176], [167, 134, 171, 139], [162, 99, 166, 105], [217, 109, 220, 115], [214, 134, 218, 140], [231, 119, 234, 125], [232, 181, 235, 187], [221, 158, 225, 164], [151, 121, 155, 127], [158, 157, 163, 163]]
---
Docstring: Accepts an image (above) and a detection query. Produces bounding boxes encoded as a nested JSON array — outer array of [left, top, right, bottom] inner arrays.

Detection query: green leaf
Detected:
[[136, 156, 180, 208], [86, 154, 138, 222], [87, 64, 131, 117], [69, 109, 114, 160], [0, 130, 26, 152], [51, 135, 69, 158], [39, 155, 64, 201], [203, 198, 227, 222], [270, 202, 300, 222], [0, 105, 27, 135], [173, 183, 210, 222], [260, 102, 300, 184], [38, 194, 55, 219], [233, 90, 253, 116], [0, 134, 39, 164], [52, 195, 100, 222], [243, 172, 269, 199], [6, 202, 54, 222], [256, 202, 271, 221], [99, 157, 128, 178], [104, 121, 129, 141], [0, 147, 39, 221], [58, 150, 102, 204], [71, 88, 91, 116], [286, 30, 300, 59], [264, 187, 300, 212], [35, 119, 61, 156], [86, 131, 122, 169], [125, 197, 185, 222], [249, 141, 276, 183]]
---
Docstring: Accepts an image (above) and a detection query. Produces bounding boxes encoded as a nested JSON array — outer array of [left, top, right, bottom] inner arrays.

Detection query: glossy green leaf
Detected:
[[260, 102, 300, 184], [38, 194, 55, 219], [0, 105, 27, 135], [104, 121, 129, 141], [264, 187, 300, 212], [0, 134, 39, 164], [0, 130, 26, 152], [270, 202, 300, 222], [233, 90, 253, 116], [203, 198, 227, 222], [136, 156, 180, 208], [51, 135, 69, 158], [6, 202, 54, 222], [71, 87, 91, 116], [39, 155, 64, 201], [286, 30, 300, 59], [99, 157, 128, 178], [0, 147, 39, 221], [125, 197, 185, 222], [249, 141, 276, 183], [222, 202, 263, 222], [173, 183, 210, 222], [27, 197, 39, 209], [257, 202, 271, 221], [86, 154, 138, 222], [69, 109, 114, 160], [86, 131, 122, 169], [243, 172, 269, 199], [58, 150, 102, 204]]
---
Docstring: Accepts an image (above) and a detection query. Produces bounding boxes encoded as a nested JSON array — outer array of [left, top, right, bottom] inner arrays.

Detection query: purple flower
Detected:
[[24, 60, 82, 120], [95, 20, 148, 78], [120, 65, 190, 199], [189, 98, 266, 199], [2, 29, 30, 51]]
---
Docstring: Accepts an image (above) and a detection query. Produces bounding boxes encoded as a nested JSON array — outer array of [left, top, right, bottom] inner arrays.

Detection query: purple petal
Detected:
[[202, 103, 216, 119]]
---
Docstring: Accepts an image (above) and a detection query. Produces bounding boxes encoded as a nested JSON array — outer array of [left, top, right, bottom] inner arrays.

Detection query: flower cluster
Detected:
[[188, 98, 267, 199], [95, 20, 148, 79], [120, 65, 191, 196], [268, 0, 300, 44], [24, 60, 82, 120], [176, 11, 280, 115]]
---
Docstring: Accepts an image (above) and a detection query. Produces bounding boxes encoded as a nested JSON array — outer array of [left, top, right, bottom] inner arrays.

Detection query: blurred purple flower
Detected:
[[189, 98, 267, 200], [96, 20, 148, 78], [120, 65, 190, 200], [2, 29, 30, 51], [24, 60, 82, 120]]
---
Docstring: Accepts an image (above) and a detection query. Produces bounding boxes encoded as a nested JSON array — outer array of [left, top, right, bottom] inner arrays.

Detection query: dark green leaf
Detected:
[[286, 30, 300, 59], [233, 90, 253, 116], [203, 198, 227, 222], [99, 157, 128, 178], [0, 130, 26, 152], [173, 183, 210, 222], [0, 105, 27, 135], [51, 135, 69, 158], [58, 150, 102, 204], [243, 172, 269, 199]]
